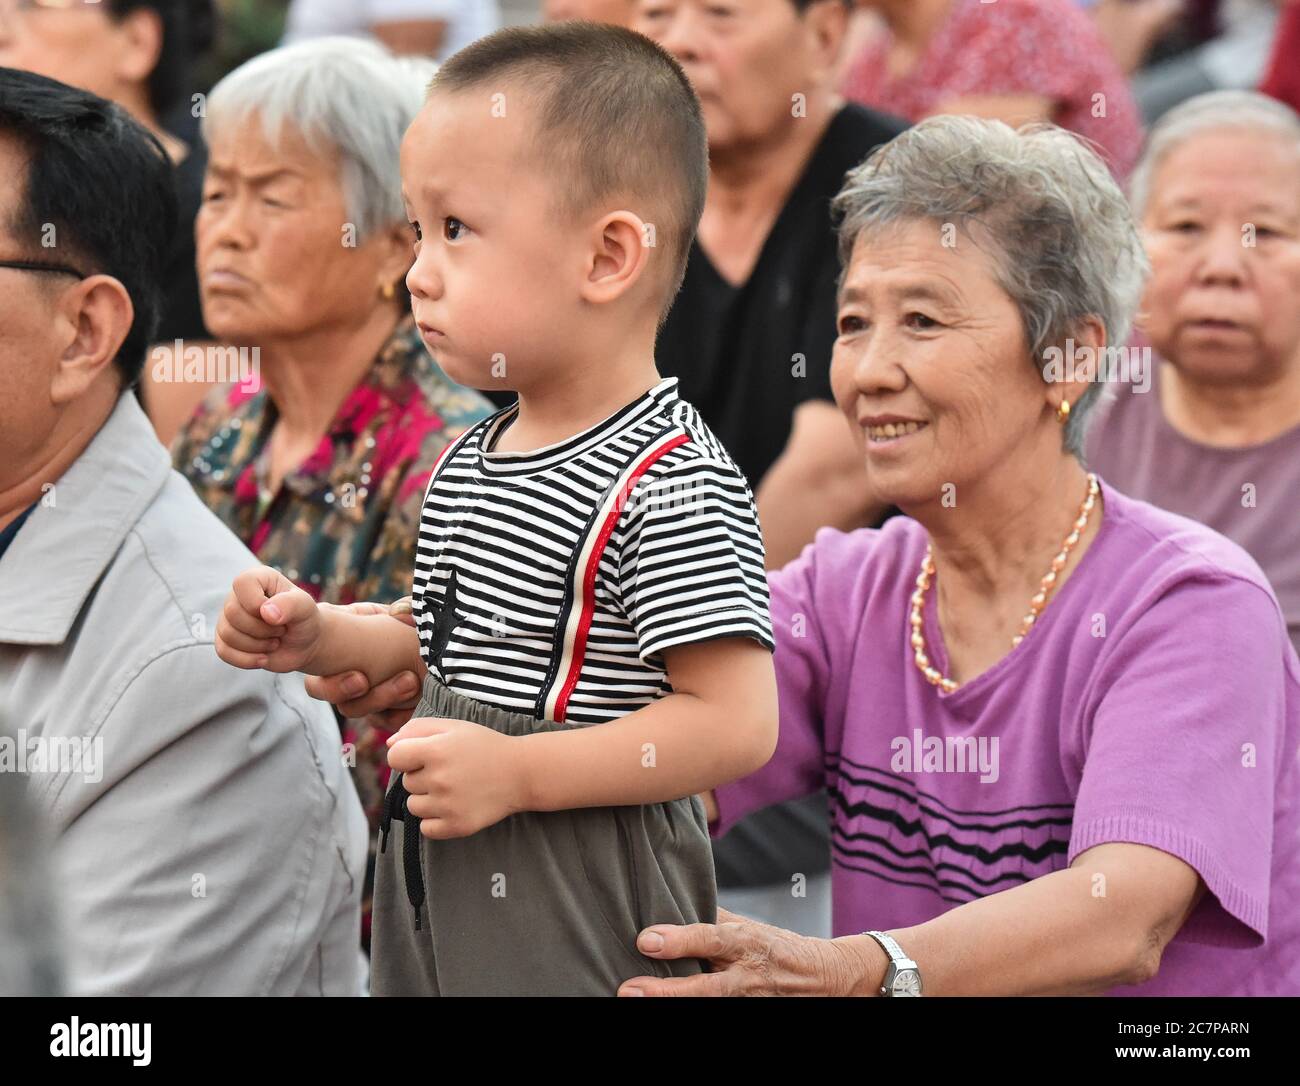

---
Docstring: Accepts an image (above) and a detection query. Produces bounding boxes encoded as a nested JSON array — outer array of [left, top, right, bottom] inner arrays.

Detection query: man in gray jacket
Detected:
[[0, 68, 366, 995]]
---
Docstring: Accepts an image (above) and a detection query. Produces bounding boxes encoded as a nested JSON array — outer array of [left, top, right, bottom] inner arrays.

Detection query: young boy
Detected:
[[215, 23, 778, 995]]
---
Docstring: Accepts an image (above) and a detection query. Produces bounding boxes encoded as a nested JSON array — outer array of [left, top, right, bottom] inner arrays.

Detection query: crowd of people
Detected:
[[0, 0, 1297, 997]]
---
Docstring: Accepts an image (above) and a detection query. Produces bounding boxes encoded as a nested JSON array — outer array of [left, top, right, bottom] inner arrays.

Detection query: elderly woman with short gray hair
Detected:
[[1088, 91, 1300, 659], [170, 37, 493, 947], [617, 116, 1300, 996]]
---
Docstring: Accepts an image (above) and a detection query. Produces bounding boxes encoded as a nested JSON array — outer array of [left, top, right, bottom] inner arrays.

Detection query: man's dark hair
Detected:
[[0, 67, 177, 389], [108, 0, 216, 118], [432, 22, 709, 312]]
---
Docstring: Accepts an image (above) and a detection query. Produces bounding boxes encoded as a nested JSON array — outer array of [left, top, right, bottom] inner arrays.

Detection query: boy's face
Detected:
[[401, 90, 583, 394]]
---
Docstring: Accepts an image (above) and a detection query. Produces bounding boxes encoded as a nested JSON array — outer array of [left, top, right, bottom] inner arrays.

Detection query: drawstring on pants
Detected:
[[380, 774, 426, 931]]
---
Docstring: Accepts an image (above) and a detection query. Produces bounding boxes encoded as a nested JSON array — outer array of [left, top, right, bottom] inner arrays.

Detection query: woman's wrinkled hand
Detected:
[[617, 907, 880, 997]]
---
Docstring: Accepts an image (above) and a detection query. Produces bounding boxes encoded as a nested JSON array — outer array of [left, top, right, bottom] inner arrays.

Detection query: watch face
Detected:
[[891, 968, 922, 997]]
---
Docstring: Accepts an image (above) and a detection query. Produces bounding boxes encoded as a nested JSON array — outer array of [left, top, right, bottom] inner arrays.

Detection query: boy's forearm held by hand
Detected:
[[309, 607, 423, 683], [215, 565, 423, 685]]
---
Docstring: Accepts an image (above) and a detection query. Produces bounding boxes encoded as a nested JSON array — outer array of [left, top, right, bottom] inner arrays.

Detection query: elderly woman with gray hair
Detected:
[[1087, 91, 1300, 659], [615, 117, 1300, 996], [170, 37, 494, 946]]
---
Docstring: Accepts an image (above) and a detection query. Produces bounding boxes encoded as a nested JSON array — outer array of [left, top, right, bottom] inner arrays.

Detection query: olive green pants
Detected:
[[370, 673, 717, 996]]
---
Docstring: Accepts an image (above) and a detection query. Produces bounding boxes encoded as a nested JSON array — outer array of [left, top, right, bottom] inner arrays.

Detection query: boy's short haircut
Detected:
[[430, 22, 709, 316]]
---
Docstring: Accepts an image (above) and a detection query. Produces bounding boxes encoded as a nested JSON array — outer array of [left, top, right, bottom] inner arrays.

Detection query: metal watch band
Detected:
[[863, 930, 921, 997], [864, 930, 909, 964]]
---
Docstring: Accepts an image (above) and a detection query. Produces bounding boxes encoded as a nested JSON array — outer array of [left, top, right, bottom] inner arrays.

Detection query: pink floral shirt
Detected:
[[842, 0, 1143, 178]]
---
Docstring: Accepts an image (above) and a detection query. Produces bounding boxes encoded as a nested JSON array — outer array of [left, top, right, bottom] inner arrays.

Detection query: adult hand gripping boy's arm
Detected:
[[304, 599, 423, 730], [385, 636, 777, 840]]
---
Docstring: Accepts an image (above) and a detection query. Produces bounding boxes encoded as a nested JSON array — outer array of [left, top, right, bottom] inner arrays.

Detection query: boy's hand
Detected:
[[386, 717, 530, 839], [215, 565, 323, 673]]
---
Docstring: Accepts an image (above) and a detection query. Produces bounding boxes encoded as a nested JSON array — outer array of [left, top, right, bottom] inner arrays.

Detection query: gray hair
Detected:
[[832, 115, 1149, 457], [203, 38, 436, 240], [1129, 90, 1300, 217]]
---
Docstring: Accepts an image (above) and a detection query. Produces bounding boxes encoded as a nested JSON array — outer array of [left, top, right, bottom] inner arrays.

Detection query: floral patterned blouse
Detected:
[[841, 0, 1143, 180], [172, 314, 495, 947]]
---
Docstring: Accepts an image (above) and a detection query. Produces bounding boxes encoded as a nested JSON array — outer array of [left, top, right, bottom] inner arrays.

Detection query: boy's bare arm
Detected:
[[308, 607, 424, 684], [217, 567, 421, 685], [515, 637, 777, 811]]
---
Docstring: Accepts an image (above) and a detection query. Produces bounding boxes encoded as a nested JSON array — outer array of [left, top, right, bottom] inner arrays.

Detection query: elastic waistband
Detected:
[[417, 672, 594, 737]]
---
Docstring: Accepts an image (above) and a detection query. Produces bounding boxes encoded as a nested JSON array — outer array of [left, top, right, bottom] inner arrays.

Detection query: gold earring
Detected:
[[1057, 400, 1071, 424], [380, 281, 396, 300]]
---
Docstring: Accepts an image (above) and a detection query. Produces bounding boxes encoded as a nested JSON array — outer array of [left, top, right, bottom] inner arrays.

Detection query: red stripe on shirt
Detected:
[[552, 432, 690, 722]]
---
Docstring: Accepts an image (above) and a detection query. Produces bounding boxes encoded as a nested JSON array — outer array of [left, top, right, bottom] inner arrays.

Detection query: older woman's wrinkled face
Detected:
[[634, 0, 837, 153], [197, 121, 396, 344], [1141, 128, 1300, 386], [831, 219, 1054, 508]]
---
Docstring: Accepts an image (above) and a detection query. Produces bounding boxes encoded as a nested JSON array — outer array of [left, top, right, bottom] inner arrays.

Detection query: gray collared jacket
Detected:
[[0, 393, 367, 995]]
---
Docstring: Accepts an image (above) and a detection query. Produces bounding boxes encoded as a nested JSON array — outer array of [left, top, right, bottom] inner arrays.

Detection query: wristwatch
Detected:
[[862, 931, 923, 997]]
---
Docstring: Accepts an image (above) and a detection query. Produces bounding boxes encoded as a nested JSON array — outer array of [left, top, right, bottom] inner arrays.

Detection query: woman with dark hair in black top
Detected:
[[637, 0, 904, 571], [0, 0, 217, 440]]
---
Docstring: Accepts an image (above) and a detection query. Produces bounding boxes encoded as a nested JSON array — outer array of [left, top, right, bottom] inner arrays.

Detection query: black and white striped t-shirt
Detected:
[[410, 376, 774, 724]]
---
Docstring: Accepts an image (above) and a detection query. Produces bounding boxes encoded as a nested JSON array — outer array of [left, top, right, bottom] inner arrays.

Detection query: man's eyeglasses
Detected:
[[0, 258, 87, 279]]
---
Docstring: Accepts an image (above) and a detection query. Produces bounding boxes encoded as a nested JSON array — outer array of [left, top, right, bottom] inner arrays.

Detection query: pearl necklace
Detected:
[[910, 473, 1101, 694]]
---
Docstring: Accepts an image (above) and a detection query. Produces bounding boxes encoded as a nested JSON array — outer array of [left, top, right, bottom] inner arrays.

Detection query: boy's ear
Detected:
[[580, 210, 652, 307]]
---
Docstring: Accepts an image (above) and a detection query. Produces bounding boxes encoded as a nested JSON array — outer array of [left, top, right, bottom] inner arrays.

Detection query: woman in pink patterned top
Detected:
[[842, 0, 1144, 178]]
